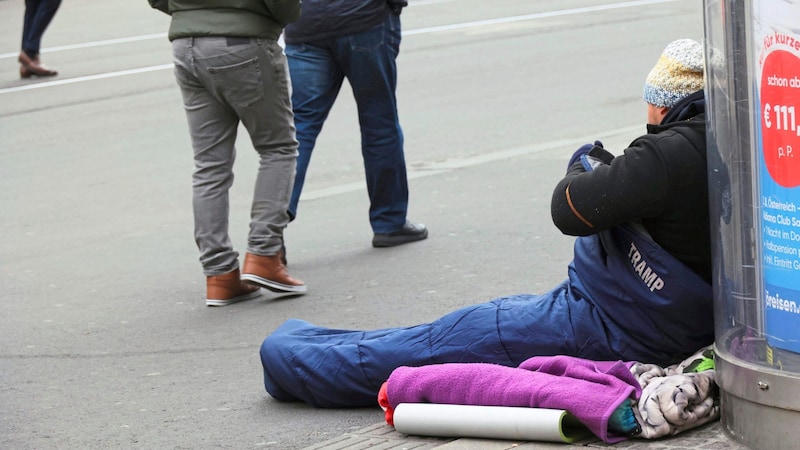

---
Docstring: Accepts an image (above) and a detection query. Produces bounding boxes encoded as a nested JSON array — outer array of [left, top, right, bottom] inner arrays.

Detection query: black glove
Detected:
[[567, 140, 604, 169], [580, 145, 615, 172], [587, 144, 614, 165]]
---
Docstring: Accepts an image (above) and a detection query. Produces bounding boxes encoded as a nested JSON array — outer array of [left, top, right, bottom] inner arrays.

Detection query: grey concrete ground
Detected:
[[1, 0, 753, 449]]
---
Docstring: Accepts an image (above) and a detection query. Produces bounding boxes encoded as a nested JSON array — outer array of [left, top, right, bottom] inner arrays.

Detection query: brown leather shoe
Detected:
[[206, 269, 263, 306], [18, 51, 58, 78], [241, 252, 307, 294]]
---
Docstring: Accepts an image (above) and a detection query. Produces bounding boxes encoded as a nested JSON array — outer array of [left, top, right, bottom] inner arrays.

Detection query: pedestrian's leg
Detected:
[[21, 0, 62, 58], [340, 15, 409, 233], [284, 42, 343, 219], [21, 0, 38, 54], [172, 37, 264, 306], [19, 0, 61, 77], [218, 39, 307, 293], [172, 39, 241, 276]]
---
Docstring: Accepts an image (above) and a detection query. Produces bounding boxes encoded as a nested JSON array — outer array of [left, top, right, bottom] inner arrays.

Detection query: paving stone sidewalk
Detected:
[[302, 420, 750, 450]]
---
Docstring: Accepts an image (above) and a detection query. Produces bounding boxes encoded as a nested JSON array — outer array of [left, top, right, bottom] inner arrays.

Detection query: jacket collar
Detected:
[[647, 90, 706, 134]]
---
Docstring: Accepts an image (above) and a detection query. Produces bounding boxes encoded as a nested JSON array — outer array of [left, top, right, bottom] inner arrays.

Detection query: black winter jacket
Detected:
[[284, 0, 407, 44], [551, 91, 711, 281]]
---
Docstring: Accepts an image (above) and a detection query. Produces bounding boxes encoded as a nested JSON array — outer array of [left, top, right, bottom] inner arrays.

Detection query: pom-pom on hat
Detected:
[[643, 39, 705, 108]]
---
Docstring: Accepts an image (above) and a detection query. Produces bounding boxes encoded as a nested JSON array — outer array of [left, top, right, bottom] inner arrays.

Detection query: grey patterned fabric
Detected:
[[629, 346, 719, 439]]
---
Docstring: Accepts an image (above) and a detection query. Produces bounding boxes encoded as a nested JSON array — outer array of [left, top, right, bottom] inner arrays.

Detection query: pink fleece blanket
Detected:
[[384, 355, 641, 443]]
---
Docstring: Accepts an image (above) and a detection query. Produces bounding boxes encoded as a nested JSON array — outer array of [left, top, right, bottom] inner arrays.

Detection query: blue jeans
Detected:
[[172, 37, 298, 275], [286, 14, 409, 234], [21, 0, 62, 58]]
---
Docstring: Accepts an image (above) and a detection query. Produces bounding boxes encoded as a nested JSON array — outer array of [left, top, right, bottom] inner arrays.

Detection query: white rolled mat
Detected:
[[392, 403, 592, 443]]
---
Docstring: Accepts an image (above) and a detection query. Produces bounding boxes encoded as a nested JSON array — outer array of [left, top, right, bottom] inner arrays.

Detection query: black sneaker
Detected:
[[372, 220, 428, 248]]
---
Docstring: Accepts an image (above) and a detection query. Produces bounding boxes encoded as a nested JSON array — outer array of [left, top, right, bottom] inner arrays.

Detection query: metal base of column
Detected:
[[716, 345, 800, 450]]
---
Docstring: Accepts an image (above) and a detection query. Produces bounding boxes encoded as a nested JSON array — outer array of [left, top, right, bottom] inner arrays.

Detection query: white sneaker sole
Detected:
[[206, 288, 264, 307], [240, 274, 307, 294]]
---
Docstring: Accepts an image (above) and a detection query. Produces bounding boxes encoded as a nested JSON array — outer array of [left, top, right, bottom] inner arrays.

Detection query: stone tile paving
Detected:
[[304, 420, 751, 450]]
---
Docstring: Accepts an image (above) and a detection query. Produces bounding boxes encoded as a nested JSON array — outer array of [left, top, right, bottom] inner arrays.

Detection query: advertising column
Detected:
[[754, 0, 800, 366], [708, 1, 800, 447]]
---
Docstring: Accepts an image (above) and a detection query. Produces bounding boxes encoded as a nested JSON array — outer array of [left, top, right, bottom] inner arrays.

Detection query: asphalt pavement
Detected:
[[1, 0, 753, 449]]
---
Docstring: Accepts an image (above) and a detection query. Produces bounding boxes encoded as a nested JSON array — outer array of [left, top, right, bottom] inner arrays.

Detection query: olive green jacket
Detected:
[[148, 0, 301, 41]]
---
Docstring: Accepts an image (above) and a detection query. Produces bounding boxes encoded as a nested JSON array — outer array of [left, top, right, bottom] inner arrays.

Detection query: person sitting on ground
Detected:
[[258, 38, 712, 408]]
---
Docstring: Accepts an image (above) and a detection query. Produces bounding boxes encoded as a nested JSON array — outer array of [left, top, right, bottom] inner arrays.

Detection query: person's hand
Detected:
[[587, 144, 614, 165], [567, 141, 602, 168]]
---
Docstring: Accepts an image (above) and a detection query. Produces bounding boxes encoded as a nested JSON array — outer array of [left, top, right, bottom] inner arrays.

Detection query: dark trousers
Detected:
[[285, 14, 409, 233], [22, 0, 62, 58]]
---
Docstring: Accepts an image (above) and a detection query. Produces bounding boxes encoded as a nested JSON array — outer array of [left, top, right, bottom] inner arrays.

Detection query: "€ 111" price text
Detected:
[[764, 102, 799, 159]]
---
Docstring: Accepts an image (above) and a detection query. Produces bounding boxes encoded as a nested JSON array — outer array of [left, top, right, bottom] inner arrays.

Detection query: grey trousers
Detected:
[[172, 37, 298, 276]]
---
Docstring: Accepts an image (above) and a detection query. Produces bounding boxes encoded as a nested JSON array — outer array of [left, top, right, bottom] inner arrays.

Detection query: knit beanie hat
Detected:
[[643, 39, 705, 108]]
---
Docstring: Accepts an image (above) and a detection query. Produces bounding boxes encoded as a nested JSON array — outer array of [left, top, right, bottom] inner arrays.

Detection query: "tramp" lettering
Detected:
[[628, 243, 665, 292]]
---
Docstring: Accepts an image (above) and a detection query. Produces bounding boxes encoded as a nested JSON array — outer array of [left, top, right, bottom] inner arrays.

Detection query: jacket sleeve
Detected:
[[550, 138, 671, 236], [148, 0, 170, 14], [264, 0, 302, 26]]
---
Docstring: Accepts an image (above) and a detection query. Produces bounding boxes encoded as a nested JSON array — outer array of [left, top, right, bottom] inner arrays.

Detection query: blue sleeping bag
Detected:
[[259, 223, 713, 407]]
